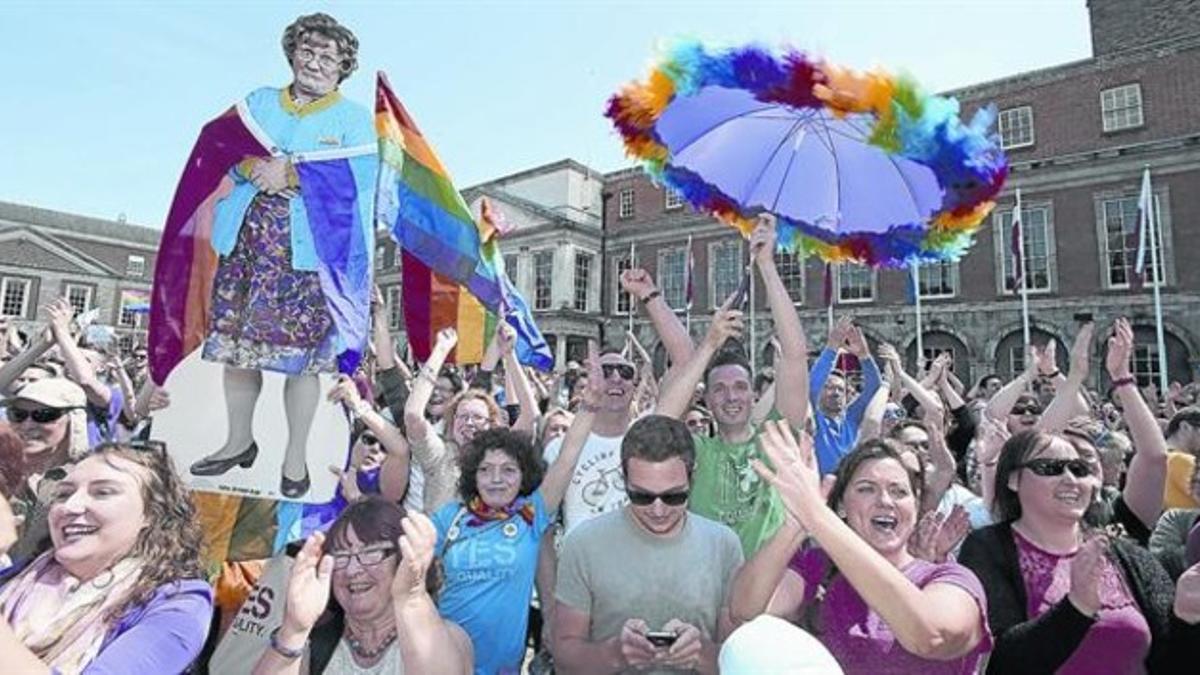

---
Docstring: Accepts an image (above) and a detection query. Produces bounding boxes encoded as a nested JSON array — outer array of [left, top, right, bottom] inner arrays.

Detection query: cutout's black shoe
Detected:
[[280, 469, 311, 499], [189, 442, 258, 476]]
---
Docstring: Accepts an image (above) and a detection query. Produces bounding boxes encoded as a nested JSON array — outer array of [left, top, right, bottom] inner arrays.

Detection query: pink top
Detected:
[[1014, 529, 1150, 675], [788, 547, 991, 675]]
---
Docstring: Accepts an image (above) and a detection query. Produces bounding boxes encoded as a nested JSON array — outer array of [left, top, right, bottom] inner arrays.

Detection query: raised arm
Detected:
[[1038, 323, 1095, 433], [754, 422, 985, 661], [1108, 318, 1168, 530], [0, 331, 54, 396], [540, 345, 603, 513], [622, 268, 694, 366], [329, 376, 411, 504], [985, 347, 1037, 422], [655, 305, 743, 420], [810, 317, 849, 403], [729, 510, 808, 622], [753, 215, 809, 429], [393, 512, 474, 675], [496, 325, 540, 435], [404, 328, 458, 444], [843, 326, 881, 428], [46, 298, 111, 407]]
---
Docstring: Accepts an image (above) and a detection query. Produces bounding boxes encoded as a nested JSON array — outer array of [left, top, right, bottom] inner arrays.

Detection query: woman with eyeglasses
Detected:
[[0, 442, 212, 673], [731, 426, 992, 674], [402, 326, 538, 514], [431, 407, 591, 675], [958, 429, 1200, 673], [254, 497, 472, 674], [184, 13, 374, 500]]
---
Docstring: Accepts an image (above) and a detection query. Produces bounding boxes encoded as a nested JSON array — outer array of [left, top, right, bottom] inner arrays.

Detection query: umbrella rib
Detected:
[[769, 120, 806, 215], [881, 152, 928, 225], [666, 102, 781, 158], [820, 114, 843, 231], [736, 117, 804, 211]]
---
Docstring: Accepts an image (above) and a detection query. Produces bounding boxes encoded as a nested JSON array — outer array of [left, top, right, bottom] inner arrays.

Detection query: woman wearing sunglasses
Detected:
[[0, 442, 212, 674], [959, 430, 1200, 673], [255, 497, 472, 674], [732, 424, 991, 674]]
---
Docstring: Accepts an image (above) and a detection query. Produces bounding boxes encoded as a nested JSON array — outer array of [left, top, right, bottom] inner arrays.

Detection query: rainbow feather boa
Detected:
[[605, 42, 1009, 267]]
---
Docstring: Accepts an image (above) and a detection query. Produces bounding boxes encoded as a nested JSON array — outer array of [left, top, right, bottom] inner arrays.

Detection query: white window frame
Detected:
[[0, 277, 31, 318], [125, 254, 146, 278], [657, 247, 688, 310], [998, 106, 1034, 150], [708, 239, 743, 309], [613, 254, 634, 315], [618, 188, 635, 219], [995, 205, 1054, 295], [503, 254, 519, 285], [921, 346, 957, 374], [1132, 343, 1161, 387], [387, 286, 404, 331], [573, 251, 593, 312], [118, 305, 139, 328], [1101, 83, 1144, 133], [774, 250, 805, 305], [835, 265, 875, 304], [64, 283, 93, 317], [1098, 193, 1165, 290], [394, 246, 404, 269], [664, 187, 684, 210], [1008, 345, 1026, 380], [375, 245, 386, 271], [917, 260, 958, 299], [533, 249, 555, 310]]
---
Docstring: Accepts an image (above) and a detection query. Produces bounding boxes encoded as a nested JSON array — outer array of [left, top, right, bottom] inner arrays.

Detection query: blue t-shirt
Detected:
[[87, 385, 124, 448], [433, 490, 552, 675]]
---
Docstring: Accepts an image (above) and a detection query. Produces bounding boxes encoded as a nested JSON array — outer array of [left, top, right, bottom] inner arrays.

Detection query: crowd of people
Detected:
[[3, 11, 1200, 674], [4, 212, 1200, 675]]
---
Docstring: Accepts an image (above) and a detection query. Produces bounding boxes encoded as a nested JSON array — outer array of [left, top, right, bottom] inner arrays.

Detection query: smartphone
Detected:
[[1074, 311, 1094, 323], [645, 631, 678, 648]]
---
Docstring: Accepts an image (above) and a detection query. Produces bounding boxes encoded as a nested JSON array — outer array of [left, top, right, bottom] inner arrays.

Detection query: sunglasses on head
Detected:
[[1022, 458, 1092, 478], [626, 488, 690, 506], [9, 407, 75, 424], [601, 363, 636, 381]]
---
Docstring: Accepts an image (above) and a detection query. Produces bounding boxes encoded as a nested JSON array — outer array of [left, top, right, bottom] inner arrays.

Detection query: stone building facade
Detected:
[[601, 0, 1200, 392]]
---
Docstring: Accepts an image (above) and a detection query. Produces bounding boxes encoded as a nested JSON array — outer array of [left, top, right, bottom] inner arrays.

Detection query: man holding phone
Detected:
[[552, 415, 742, 674]]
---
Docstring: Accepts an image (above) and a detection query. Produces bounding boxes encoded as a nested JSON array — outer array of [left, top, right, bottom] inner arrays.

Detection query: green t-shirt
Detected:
[[690, 427, 786, 557]]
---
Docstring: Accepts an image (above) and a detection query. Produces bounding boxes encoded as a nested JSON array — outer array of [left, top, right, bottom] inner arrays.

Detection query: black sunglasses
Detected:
[[601, 363, 636, 381], [1022, 458, 1092, 478], [1011, 405, 1042, 416], [627, 488, 690, 506], [9, 407, 76, 424]]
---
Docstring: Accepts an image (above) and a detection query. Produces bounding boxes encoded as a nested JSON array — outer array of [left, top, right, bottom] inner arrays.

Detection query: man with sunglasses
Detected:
[[654, 214, 809, 557], [554, 415, 742, 674]]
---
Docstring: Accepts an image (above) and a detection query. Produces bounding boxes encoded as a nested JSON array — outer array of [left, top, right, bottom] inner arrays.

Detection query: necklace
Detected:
[[346, 629, 397, 661]]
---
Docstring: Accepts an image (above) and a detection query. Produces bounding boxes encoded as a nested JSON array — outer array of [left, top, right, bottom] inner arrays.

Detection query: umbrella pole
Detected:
[[749, 263, 757, 374], [912, 261, 924, 373]]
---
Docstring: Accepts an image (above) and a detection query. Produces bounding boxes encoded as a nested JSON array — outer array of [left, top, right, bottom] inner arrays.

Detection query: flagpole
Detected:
[[826, 263, 835, 334], [627, 241, 636, 335], [685, 234, 693, 338], [749, 249, 757, 374], [911, 260, 924, 371], [1016, 188, 1031, 349], [1145, 168, 1169, 393]]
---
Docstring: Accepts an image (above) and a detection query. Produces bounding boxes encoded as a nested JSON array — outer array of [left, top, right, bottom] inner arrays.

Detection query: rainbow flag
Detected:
[[120, 289, 152, 314], [374, 73, 552, 369]]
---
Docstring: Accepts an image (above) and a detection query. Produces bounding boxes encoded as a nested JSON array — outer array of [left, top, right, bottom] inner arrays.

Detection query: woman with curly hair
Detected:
[[0, 442, 211, 673], [432, 420, 589, 675]]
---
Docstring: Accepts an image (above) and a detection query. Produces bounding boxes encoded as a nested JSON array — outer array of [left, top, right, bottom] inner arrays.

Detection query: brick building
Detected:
[[602, 0, 1200, 391], [0, 201, 157, 350]]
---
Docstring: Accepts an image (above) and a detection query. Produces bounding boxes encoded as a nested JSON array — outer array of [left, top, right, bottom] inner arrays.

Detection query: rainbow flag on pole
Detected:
[[374, 73, 552, 369]]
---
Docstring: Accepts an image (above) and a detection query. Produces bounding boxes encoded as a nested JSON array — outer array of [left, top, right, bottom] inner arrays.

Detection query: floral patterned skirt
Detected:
[[202, 193, 337, 374]]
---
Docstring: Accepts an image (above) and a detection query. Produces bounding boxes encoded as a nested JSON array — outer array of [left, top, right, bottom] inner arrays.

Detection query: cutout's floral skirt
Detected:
[[202, 193, 337, 375]]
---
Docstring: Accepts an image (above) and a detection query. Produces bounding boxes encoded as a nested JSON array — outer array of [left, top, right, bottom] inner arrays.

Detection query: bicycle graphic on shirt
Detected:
[[581, 468, 626, 510]]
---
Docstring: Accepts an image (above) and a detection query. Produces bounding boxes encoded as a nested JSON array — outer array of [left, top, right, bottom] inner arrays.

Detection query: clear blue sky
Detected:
[[1, 0, 1091, 228]]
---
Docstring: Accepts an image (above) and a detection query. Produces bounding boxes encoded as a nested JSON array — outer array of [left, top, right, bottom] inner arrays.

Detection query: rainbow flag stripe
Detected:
[[374, 72, 552, 369]]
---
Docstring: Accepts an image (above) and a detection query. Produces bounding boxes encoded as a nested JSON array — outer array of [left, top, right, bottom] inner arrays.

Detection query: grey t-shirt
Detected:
[[555, 508, 743, 673]]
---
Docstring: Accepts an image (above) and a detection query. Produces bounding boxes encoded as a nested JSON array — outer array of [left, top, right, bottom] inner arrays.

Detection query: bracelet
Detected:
[[269, 627, 306, 660], [640, 290, 661, 304], [418, 367, 439, 385], [1044, 369, 1062, 379], [1112, 375, 1137, 390]]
